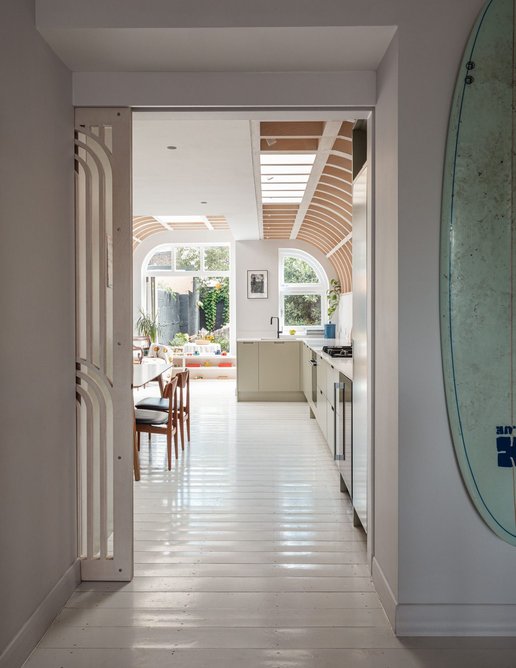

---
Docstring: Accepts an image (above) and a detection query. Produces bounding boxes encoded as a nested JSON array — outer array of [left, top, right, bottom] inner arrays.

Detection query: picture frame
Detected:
[[247, 270, 268, 299]]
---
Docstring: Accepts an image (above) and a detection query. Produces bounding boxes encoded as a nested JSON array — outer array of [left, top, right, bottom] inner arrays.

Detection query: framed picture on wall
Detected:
[[247, 270, 268, 299]]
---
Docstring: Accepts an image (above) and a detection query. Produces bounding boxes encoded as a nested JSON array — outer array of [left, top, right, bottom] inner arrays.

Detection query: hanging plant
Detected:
[[198, 278, 230, 332], [327, 278, 341, 323]]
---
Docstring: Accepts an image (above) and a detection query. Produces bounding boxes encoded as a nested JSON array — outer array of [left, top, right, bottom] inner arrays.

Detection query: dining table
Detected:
[[132, 359, 173, 390]]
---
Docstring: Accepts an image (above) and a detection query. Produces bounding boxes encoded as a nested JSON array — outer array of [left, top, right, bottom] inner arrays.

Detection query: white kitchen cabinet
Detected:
[[258, 341, 300, 392], [326, 400, 335, 457], [352, 166, 369, 531], [316, 388, 327, 440], [326, 364, 340, 408], [316, 354, 327, 395], [236, 342, 259, 391], [237, 340, 304, 400], [302, 343, 312, 402]]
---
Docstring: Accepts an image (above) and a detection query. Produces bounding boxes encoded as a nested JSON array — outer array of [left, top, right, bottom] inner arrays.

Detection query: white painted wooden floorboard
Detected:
[[23, 648, 516, 668], [24, 381, 516, 667]]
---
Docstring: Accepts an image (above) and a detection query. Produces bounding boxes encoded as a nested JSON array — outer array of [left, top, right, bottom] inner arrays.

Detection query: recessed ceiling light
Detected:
[[166, 145, 177, 150]]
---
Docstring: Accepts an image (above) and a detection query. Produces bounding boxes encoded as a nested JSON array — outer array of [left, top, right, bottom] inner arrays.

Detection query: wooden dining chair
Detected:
[[134, 375, 178, 474], [175, 369, 191, 451]]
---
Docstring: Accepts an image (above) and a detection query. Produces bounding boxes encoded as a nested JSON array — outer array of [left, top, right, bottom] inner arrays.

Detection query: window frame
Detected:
[[143, 243, 231, 318], [144, 243, 231, 278], [278, 249, 328, 332]]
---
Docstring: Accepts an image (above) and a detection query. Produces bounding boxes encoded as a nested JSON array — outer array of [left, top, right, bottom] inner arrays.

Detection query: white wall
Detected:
[[394, 0, 516, 633], [72, 71, 375, 108], [372, 33, 399, 625], [235, 240, 336, 339], [0, 1, 76, 665]]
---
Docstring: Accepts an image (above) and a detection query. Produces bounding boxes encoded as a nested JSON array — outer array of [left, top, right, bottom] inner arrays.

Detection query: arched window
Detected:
[[279, 249, 328, 332], [142, 243, 231, 349]]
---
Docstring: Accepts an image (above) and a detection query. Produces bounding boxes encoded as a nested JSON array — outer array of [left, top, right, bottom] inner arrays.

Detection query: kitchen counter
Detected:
[[303, 340, 353, 381], [236, 337, 353, 380]]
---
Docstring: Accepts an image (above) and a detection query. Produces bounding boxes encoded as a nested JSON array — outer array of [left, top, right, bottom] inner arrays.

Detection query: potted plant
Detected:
[[325, 278, 341, 339], [135, 309, 160, 344]]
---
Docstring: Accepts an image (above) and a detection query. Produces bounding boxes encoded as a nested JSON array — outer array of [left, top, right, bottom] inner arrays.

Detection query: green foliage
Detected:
[[136, 309, 160, 342], [327, 278, 341, 322], [204, 246, 230, 271], [170, 332, 189, 346], [283, 256, 318, 283], [213, 333, 230, 353], [198, 277, 230, 332], [176, 246, 201, 271], [284, 294, 321, 327]]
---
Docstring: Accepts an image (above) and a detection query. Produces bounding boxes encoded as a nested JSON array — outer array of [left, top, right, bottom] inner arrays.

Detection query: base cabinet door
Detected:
[[302, 344, 312, 401], [237, 342, 259, 391], [326, 401, 335, 457], [316, 389, 327, 440], [336, 375, 353, 496], [259, 341, 300, 391], [326, 365, 340, 408]]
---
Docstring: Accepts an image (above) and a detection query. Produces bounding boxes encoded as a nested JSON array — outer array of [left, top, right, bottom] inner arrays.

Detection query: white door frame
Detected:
[[75, 106, 375, 580]]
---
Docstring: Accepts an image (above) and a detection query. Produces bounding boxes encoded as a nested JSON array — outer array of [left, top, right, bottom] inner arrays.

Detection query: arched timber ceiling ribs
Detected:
[[132, 215, 229, 249], [259, 121, 355, 292]]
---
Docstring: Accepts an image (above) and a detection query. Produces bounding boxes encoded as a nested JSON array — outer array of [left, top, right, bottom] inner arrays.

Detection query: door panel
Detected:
[[237, 342, 259, 391], [258, 342, 300, 392], [75, 108, 133, 581]]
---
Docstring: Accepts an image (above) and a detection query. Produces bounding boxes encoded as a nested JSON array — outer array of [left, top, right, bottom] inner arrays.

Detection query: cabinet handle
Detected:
[[319, 389, 323, 395], [273, 342, 285, 345], [331, 406, 334, 412], [242, 342, 255, 345]]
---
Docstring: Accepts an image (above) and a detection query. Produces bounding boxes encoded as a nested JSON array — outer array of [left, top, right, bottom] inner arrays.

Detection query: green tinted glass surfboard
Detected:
[[441, 0, 516, 544]]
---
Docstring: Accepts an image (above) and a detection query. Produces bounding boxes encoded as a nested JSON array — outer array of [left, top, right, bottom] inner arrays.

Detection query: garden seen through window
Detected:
[[279, 250, 328, 330], [144, 244, 231, 351]]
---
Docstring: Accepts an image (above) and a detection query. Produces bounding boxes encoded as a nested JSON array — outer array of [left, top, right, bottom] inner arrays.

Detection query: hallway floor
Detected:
[[25, 381, 516, 667]]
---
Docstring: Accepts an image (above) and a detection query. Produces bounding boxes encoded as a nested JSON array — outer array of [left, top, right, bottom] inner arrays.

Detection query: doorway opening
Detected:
[[129, 109, 373, 565], [74, 108, 373, 585]]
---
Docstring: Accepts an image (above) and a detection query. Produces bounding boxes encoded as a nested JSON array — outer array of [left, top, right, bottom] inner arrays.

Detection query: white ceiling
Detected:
[[38, 27, 395, 72], [132, 114, 260, 240]]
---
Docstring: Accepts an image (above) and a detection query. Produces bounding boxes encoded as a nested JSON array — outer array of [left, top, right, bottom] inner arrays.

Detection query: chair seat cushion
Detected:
[[135, 396, 169, 412], [135, 409, 168, 425]]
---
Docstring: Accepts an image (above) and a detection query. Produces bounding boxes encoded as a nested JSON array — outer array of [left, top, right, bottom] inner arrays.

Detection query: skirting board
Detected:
[[372, 556, 397, 630], [237, 391, 305, 402], [0, 560, 80, 668], [396, 604, 516, 636]]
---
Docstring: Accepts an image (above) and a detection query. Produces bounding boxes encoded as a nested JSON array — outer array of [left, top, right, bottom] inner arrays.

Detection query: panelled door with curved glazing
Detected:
[[75, 108, 133, 580]]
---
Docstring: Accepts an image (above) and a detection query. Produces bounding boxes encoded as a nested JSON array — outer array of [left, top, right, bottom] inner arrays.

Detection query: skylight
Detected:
[[260, 154, 316, 165], [260, 153, 315, 204], [155, 216, 210, 224], [155, 215, 213, 230]]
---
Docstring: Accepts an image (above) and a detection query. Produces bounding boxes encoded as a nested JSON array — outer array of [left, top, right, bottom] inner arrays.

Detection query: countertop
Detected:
[[236, 337, 353, 380]]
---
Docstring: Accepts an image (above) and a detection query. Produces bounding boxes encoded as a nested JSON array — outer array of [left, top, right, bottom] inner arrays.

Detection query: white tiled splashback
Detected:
[[336, 291, 353, 344]]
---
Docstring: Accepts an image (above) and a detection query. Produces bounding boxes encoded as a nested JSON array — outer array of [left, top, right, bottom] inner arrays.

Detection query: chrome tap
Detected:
[[270, 316, 282, 339]]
